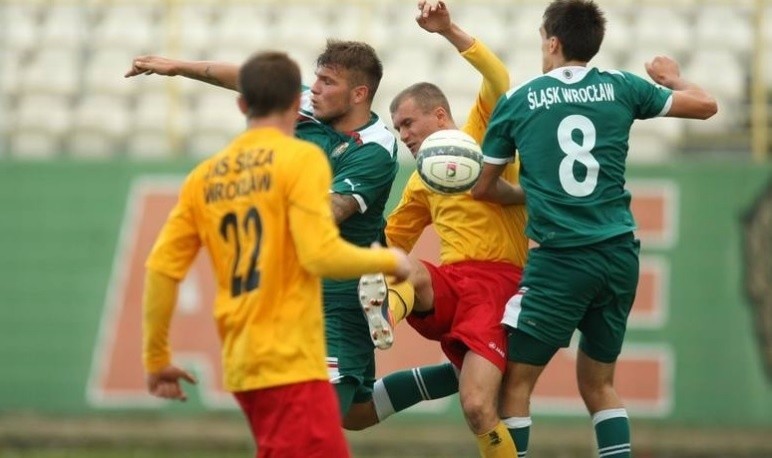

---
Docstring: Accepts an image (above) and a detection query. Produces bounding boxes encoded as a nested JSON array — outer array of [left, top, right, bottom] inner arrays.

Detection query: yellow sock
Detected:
[[385, 276, 414, 325], [475, 421, 517, 458]]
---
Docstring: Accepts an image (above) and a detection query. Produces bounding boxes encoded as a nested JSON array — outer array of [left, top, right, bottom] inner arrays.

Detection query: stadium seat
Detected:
[[90, 5, 159, 53], [693, 6, 753, 55], [628, 117, 685, 163], [132, 92, 192, 138], [10, 94, 71, 158], [126, 131, 177, 160], [211, 5, 276, 52], [18, 49, 81, 96], [190, 92, 244, 138], [8, 131, 62, 159], [273, 4, 332, 49], [83, 50, 143, 97], [5, 3, 41, 53], [38, 5, 87, 50], [631, 8, 690, 56], [379, 48, 438, 99], [14, 94, 72, 137], [68, 95, 132, 158], [684, 50, 746, 102], [600, 7, 631, 59], [451, 4, 509, 52], [0, 49, 24, 98], [508, 5, 545, 50], [165, 3, 214, 58]]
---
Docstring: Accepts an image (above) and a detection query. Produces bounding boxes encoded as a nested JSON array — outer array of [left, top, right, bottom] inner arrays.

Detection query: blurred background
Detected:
[[0, 0, 770, 457]]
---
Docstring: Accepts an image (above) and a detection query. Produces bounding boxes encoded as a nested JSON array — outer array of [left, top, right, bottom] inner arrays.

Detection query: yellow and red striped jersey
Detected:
[[386, 39, 529, 267], [144, 127, 397, 392]]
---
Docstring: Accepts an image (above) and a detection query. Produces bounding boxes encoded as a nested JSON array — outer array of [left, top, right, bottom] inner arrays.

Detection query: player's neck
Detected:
[[553, 57, 587, 69], [247, 113, 296, 137], [329, 106, 372, 134]]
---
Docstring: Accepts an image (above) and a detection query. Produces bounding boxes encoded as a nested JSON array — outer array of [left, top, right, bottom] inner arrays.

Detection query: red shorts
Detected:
[[406, 260, 523, 372], [234, 380, 350, 458]]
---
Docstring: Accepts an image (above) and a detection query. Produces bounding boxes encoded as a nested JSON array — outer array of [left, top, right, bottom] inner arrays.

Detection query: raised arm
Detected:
[[416, 1, 473, 53], [645, 56, 718, 120], [125, 55, 240, 91]]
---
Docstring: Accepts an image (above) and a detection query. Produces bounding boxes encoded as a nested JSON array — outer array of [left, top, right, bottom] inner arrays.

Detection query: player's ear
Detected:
[[548, 36, 560, 56], [352, 85, 369, 104], [237, 96, 249, 116]]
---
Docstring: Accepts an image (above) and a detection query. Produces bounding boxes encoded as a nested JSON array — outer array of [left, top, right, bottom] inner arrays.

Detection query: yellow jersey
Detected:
[[144, 127, 397, 392], [386, 39, 528, 267]]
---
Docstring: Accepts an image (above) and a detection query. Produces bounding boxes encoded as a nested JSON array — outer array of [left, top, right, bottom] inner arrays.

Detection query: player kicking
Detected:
[[347, 2, 529, 457]]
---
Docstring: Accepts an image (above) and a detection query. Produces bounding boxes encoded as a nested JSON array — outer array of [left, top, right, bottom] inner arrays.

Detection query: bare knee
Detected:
[[342, 401, 379, 431], [460, 389, 498, 434]]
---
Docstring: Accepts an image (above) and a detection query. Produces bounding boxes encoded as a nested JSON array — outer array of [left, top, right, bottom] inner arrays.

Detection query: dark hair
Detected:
[[239, 51, 301, 118], [316, 39, 383, 102], [390, 82, 452, 118], [543, 0, 606, 62]]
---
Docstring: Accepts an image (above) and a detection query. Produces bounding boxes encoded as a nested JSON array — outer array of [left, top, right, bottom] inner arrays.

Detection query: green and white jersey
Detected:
[[297, 89, 399, 298], [483, 66, 672, 248]]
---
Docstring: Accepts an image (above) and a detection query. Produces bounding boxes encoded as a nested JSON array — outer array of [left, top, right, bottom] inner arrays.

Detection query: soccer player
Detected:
[[471, 1, 718, 456], [126, 40, 400, 418], [344, 3, 528, 456], [141, 51, 413, 458]]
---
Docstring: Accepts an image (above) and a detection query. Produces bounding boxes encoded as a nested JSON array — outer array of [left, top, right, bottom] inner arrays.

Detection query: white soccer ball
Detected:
[[416, 129, 483, 195]]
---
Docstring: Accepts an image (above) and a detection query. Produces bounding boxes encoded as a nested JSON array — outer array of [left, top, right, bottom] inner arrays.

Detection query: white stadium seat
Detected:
[[631, 8, 690, 56], [19, 49, 81, 96], [693, 7, 753, 55], [90, 5, 160, 54], [38, 5, 87, 49]]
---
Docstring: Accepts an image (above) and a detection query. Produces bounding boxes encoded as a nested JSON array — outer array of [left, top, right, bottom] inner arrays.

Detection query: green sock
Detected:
[[503, 416, 531, 457], [372, 362, 458, 421], [593, 408, 631, 457]]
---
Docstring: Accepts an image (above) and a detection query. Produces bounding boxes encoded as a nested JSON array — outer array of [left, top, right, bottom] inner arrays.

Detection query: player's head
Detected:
[[238, 51, 301, 119], [540, 0, 605, 73], [390, 82, 456, 157], [310, 39, 383, 124]]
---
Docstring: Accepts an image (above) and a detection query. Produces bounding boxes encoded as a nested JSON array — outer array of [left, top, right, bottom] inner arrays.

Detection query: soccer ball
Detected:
[[416, 129, 483, 195]]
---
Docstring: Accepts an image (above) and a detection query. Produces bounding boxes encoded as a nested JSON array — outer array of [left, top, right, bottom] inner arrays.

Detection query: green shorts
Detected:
[[324, 297, 376, 404], [503, 232, 640, 364]]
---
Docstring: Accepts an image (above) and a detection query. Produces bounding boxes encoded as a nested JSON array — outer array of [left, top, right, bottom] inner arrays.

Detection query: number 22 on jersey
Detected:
[[219, 206, 263, 297]]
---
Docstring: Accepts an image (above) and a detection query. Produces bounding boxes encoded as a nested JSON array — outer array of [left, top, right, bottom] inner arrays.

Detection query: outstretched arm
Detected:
[[645, 56, 717, 120], [125, 55, 240, 91]]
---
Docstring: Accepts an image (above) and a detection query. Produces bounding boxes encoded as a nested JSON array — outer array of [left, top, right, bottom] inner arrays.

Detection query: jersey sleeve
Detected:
[[459, 38, 511, 144], [385, 172, 432, 252], [287, 144, 398, 277], [623, 71, 674, 119], [145, 172, 202, 280], [330, 143, 397, 213], [481, 95, 518, 165]]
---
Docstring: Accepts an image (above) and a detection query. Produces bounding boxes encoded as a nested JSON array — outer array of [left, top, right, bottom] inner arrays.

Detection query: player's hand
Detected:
[[146, 365, 197, 402], [645, 56, 681, 89], [125, 55, 181, 78], [388, 247, 413, 283], [416, 0, 450, 32]]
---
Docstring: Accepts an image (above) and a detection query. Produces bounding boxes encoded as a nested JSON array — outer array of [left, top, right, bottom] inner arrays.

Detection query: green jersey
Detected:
[[483, 66, 672, 247], [297, 89, 399, 298]]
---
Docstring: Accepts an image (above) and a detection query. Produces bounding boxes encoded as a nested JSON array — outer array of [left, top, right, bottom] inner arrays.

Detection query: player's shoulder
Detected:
[[354, 115, 398, 159]]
